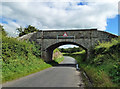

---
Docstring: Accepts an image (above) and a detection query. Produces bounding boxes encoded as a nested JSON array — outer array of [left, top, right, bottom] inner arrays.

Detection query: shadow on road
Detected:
[[46, 60, 76, 67], [46, 60, 59, 66], [54, 64, 76, 67]]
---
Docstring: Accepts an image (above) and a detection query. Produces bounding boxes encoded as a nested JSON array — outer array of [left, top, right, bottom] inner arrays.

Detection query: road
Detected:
[[2, 56, 84, 87]]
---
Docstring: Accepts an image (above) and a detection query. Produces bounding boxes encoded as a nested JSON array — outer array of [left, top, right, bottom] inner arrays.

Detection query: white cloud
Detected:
[[59, 45, 79, 49], [1, 0, 119, 36], [3, 20, 20, 36], [118, 1, 120, 15]]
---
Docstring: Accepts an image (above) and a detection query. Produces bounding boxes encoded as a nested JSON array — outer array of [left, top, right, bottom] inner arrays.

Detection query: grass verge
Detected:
[[64, 38, 120, 87]]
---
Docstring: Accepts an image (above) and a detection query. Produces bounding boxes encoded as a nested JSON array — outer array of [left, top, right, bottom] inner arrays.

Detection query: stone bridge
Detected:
[[18, 29, 118, 62]]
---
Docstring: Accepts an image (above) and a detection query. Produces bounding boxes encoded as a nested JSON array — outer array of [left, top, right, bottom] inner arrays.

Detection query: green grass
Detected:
[[62, 50, 85, 55], [72, 50, 85, 54], [2, 36, 64, 83], [64, 38, 120, 87], [53, 48, 64, 63], [54, 56, 64, 63]]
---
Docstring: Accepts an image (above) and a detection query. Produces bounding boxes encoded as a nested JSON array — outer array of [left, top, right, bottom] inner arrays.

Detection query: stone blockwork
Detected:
[[18, 29, 118, 62]]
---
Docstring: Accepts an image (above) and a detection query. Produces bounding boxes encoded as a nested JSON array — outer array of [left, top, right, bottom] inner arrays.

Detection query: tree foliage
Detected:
[[17, 25, 39, 37], [59, 47, 83, 53], [0, 24, 7, 36]]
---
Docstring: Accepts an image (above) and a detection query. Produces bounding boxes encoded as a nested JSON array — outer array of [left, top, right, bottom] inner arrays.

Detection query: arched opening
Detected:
[[45, 41, 87, 62]]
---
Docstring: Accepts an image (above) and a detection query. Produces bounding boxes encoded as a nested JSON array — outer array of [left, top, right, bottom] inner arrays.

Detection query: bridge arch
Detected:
[[42, 41, 88, 62]]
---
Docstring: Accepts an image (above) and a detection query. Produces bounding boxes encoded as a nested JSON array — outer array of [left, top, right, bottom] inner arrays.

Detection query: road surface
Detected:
[[2, 56, 84, 87]]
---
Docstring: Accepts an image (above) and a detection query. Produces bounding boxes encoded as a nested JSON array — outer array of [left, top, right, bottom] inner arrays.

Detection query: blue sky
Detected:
[[77, 2, 88, 5], [118, 15, 120, 36], [106, 15, 118, 35], [0, 17, 8, 24]]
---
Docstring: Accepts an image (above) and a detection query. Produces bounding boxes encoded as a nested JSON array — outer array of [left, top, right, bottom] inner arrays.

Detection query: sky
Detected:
[[0, 0, 119, 48]]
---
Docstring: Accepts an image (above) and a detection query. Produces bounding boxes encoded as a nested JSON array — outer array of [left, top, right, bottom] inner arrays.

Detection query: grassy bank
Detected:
[[2, 36, 63, 83], [53, 48, 64, 63], [64, 38, 120, 87]]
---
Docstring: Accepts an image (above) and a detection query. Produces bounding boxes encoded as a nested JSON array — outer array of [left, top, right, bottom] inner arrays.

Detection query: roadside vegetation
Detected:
[[2, 34, 51, 83], [1, 25, 63, 83], [59, 47, 83, 54], [53, 48, 64, 63], [63, 38, 120, 87]]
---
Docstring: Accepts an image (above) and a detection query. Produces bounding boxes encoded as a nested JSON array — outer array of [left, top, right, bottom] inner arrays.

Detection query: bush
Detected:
[[0, 25, 7, 36], [2, 35, 51, 83], [109, 60, 120, 85]]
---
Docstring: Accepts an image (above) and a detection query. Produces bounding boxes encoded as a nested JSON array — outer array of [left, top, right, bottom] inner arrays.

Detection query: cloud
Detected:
[[118, 1, 120, 15], [0, 0, 119, 36], [59, 44, 79, 49]]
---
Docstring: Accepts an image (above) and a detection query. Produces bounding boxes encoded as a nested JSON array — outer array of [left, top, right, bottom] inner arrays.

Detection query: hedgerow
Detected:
[[2, 35, 51, 83], [64, 38, 120, 87]]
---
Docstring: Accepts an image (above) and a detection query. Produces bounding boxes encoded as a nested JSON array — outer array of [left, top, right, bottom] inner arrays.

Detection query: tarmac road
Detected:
[[2, 56, 84, 87]]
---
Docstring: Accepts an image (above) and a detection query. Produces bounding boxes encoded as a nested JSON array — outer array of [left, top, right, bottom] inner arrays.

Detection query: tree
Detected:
[[16, 26, 23, 33], [0, 24, 7, 36], [17, 25, 39, 37]]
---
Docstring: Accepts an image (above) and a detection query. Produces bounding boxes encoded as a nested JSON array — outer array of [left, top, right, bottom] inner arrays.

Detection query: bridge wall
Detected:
[[18, 29, 118, 62]]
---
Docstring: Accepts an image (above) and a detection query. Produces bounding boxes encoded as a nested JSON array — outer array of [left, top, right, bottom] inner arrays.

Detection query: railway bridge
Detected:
[[18, 29, 117, 62]]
